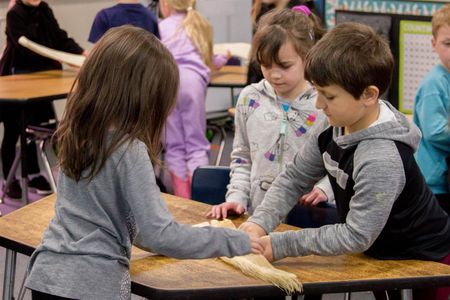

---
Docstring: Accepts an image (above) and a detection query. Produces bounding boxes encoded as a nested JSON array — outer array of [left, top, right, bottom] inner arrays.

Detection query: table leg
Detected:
[[3, 249, 17, 300], [20, 106, 28, 205]]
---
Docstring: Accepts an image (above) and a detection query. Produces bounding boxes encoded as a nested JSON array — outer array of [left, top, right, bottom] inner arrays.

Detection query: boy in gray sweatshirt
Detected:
[[240, 22, 450, 268]]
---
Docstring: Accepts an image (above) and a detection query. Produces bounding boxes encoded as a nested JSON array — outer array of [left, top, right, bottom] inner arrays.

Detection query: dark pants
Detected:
[[31, 290, 76, 300], [0, 103, 55, 179]]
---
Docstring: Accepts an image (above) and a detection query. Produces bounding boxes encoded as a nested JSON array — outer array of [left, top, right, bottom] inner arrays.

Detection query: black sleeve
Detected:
[[46, 7, 84, 54]]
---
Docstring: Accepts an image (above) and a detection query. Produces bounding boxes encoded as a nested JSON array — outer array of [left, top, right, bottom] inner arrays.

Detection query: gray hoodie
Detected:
[[249, 101, 450, 261], [26, 139, 251, 300], [227, 79, 334, 214]]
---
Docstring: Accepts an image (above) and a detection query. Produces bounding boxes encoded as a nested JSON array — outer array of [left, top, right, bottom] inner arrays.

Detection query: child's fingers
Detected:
[[251, 240, 264, 254], [302, 193, 316, 206], [221, 205, 228, 219]]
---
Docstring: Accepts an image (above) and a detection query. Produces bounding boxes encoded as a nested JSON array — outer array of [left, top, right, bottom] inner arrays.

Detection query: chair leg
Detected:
[[38, 139, 57, 193], [1, 150, 21, 202], [215, 126, 227, 166], [17, 270, 28, 300]]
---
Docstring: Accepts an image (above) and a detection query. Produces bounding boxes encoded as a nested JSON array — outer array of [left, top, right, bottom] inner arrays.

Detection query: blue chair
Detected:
[[191, 166, 231, 205]]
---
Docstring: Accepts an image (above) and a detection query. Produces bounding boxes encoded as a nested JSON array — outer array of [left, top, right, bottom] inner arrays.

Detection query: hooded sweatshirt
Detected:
[[0, 0, 84, 75], [25, 139, 251, 300], [227, 79, 334, 214], [249, 101, 450, 261]]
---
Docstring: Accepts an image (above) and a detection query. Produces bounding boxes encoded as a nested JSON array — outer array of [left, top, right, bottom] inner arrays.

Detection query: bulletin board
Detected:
[[335, 11, 393, 101], [398, 19, 439, 113]]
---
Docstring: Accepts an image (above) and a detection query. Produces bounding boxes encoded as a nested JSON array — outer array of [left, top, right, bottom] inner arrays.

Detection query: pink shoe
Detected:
[[171, 173, 191, 199]]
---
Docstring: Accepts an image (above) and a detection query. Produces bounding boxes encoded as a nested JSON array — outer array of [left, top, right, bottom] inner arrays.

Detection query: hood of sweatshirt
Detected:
[[330, 101, 422, 152]]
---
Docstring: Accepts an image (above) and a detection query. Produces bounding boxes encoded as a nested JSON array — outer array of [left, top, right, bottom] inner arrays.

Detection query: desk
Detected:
[[1, 194, 450, 300], [0, 69, 77, 204], [209, 65, 247, 107]]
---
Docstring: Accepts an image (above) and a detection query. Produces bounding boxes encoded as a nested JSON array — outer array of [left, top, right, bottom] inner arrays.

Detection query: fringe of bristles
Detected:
[[195, 219, 303, 295], [221, 254, 303, 295]]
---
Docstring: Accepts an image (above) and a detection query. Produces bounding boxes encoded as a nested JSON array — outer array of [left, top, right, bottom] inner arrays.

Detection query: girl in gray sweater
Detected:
[[25, 26, 263, 300]]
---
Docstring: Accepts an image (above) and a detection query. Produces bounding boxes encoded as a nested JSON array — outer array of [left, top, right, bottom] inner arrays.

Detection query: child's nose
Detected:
[[315, 96, 325, 110], [271, 69, 282, 79]]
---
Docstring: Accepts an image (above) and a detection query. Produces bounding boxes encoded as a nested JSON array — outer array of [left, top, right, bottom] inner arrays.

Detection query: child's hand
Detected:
[[239, 221, 266, 237], [299, 187, 328, 207], [260, 235, 274, 262], [206, 202, 245, 219], [248, 234, 265, 255]]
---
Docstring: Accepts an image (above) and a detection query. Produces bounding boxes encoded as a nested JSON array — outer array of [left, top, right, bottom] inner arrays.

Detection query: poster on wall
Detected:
[[398, 19, 439, 114]]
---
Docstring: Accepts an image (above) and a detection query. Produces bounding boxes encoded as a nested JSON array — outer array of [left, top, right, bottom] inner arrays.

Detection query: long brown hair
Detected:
[[56, 25, 179, 181]]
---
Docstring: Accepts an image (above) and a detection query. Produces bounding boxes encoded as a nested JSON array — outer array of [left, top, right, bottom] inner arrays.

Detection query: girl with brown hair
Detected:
[[24, 25, 263, 300]]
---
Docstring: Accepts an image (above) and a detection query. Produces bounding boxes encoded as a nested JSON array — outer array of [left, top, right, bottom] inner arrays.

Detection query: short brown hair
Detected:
[[432, 4, 450, 37], [305, 22, 394, 99], [252, 8, 325, 67], [57, 25, 179, 181]]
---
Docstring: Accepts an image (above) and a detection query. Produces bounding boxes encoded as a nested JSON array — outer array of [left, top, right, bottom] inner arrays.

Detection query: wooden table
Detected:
[[0, 69, 78, 204], [1, 194, 450, 300], [209, 65, 247, 107]]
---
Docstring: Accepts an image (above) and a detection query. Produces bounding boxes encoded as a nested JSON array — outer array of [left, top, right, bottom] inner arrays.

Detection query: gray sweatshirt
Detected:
[[227, 79, 334, 213], [249, 101, 450, 260], [25, 139, 251, 300]]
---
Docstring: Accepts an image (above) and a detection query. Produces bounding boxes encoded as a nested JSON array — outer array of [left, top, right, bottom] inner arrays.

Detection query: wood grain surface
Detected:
[[0, 70, 78, 101], [0, 194, 449, 299]]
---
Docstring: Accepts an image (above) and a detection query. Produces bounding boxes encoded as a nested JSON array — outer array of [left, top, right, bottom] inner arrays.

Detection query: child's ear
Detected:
[[361, 85, 379, 106], [432, 36, 437, 51]]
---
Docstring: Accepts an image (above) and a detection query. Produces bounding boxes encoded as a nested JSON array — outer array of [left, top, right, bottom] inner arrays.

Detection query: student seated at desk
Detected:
[[0, 0, 87, 198], [24, 26, 263, 300], [240, 23, 450, 300]]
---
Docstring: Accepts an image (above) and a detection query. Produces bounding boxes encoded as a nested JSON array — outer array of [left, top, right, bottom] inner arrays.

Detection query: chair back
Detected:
[[191, 166, 231, 205]]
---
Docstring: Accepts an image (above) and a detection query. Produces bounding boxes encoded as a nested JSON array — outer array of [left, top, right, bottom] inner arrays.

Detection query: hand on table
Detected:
[[206, 202, 245, 219]]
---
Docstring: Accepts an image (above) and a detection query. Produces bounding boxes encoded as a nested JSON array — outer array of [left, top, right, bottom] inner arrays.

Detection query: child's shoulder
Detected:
[[422, 64, 450, 85]]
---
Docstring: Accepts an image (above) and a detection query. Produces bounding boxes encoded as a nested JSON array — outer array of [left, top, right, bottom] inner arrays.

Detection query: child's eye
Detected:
[[324, 95, 335, 100], [280, 64, 291, 69]]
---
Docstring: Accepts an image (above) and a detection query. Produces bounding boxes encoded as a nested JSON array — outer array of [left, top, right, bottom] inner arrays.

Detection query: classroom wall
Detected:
[[324, 0, 446, 28]]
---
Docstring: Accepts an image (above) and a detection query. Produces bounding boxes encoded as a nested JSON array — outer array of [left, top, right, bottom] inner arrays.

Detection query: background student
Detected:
[[240, 22, 450, 300], [207, 7, 333, 220], [25, 26, 263, 300], [159, 0, 229, 199], [88, 0, 160, 44], [413, 4, 450, 215], [0, 0, 87, 198]]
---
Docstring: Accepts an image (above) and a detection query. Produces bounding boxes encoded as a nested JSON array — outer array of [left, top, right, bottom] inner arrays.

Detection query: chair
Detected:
[[191, 166, 231, 205], [1, 123, 57, 202], [206, 111, 232, 166]]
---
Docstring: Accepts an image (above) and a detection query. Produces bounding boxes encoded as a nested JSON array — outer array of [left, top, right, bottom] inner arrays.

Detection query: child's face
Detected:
[[260, 41, 306, 100], [22, 0, 41, 7], [432, 24, 450, 72], [314, 84, 379, 134]]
